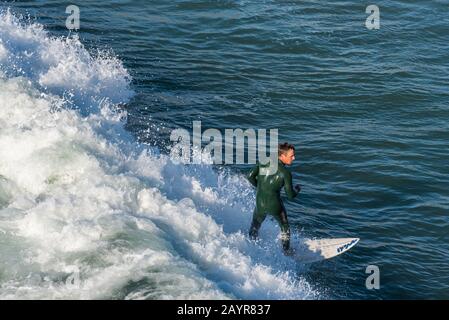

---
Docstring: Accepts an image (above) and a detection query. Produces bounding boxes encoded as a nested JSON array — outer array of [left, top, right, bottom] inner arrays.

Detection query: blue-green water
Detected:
[[1, 0, 448, 299]]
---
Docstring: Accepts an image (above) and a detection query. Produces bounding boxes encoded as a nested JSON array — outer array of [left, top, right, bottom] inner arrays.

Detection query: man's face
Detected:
[[279, 149, 295, 165]]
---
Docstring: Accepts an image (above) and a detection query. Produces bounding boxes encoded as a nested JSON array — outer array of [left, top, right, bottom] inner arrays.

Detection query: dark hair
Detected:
[[278, 142, 295, 156]]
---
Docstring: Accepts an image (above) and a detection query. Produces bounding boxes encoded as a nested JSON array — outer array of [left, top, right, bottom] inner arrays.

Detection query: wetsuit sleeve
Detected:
[[283, 170, 298, 200], [247, 164, 259, 187]]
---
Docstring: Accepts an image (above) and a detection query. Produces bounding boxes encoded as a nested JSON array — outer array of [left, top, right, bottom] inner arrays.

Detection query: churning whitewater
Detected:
[[0, 10, 318, 299]]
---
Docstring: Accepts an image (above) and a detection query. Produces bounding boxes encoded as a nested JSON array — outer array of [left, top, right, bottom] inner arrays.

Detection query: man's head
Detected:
[[278, 142, 295, 165]]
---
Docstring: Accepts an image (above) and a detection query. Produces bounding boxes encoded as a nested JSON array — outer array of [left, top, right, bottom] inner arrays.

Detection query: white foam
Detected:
[[0, 9, 133, 112], [0, 41, 7, 61], [0, 10, 319, 300]]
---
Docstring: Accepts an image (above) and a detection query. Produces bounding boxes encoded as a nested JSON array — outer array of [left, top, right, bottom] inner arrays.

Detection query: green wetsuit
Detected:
[[247, 160, 299, 251]]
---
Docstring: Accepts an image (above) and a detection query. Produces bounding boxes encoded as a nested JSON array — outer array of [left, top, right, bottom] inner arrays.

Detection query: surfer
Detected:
[[247, 142, 301, 255]]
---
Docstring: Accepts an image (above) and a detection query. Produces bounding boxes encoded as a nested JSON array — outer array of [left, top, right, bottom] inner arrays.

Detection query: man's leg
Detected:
[[249, 209, 266, 240], [276, 210, 291, 253]]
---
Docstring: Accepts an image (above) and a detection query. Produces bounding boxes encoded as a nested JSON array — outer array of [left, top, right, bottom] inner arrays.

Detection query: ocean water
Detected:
[[0, 1, 448, 299]]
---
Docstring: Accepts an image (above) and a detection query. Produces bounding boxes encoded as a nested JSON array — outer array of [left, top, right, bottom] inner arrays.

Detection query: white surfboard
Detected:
[[292, 238, 359, 263]]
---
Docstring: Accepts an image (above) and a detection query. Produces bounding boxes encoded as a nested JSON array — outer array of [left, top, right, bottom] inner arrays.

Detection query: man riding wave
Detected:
[[247, 142, 301, 255]]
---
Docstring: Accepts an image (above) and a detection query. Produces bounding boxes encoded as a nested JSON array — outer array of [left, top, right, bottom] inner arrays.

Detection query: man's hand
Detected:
[[294, 184, 301, 193]]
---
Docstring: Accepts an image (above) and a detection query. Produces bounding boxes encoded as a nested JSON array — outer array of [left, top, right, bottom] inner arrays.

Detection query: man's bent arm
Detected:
[[284, 170, 298, 200], [247, 164, 259, 187]]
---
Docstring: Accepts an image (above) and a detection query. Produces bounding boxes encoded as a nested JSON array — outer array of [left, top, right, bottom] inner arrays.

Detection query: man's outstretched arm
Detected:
[[247, 164, 259, 187]]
